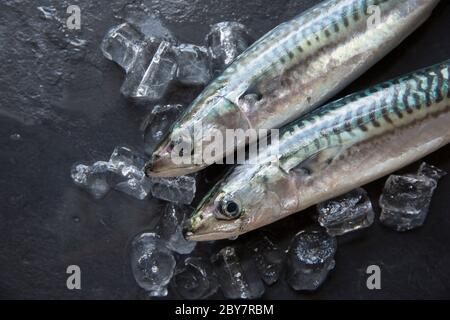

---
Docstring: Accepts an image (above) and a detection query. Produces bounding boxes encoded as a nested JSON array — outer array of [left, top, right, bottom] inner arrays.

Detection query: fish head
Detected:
[[185, 164, 289, 241], [145, 122, 201, 177], [145, 90, 251, 177]]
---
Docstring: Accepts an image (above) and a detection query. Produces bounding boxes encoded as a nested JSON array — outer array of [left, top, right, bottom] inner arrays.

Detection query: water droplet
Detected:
[[10, 133, 21, 141]]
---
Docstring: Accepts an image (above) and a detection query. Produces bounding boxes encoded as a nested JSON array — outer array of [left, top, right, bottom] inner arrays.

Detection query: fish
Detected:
[[145, 0, 440, 177], [185, 60, 450, 241]]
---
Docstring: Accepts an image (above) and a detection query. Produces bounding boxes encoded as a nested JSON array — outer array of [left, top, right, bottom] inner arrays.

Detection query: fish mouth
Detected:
[[184, 230, 237, 241], [145, 150, 208, 177], [183, 201, 242, 242], [184, 223, 240, 241]]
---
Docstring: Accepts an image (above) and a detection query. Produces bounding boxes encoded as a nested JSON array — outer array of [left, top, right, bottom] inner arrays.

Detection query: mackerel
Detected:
[[186, 60, 450, 241], [146, 0, 440, 177]]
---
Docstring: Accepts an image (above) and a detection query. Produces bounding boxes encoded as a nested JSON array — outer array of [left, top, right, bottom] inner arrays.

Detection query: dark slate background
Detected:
[[0, 0, 449, 300]]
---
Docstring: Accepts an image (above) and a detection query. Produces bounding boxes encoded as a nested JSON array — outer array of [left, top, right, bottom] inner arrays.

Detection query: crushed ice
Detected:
[[101, 19, 252, 102]]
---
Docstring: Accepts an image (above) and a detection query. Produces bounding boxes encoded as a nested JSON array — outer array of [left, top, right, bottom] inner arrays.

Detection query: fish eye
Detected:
[[219, 199, 241, 219]]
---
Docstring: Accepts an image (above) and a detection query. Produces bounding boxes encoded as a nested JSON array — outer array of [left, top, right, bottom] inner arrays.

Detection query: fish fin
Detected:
[[241, 85, 263, 101], [236, 71, 283, 106], [288, 146, 345, 176]]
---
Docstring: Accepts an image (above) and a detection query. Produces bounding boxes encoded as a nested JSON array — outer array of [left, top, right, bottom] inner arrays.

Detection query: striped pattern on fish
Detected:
[[278, 60, 450, 171], [146, 0, 440, 177], [198, 0, 437, 128], [186, 60, 450, 241]]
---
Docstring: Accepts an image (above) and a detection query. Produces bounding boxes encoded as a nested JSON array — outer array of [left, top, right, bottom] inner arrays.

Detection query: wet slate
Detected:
[[1, 0, 450, 299]]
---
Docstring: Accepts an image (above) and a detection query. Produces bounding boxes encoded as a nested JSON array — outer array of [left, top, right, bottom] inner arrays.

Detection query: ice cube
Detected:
[[171, 257, 219, 299], [379, 174, 437, 232], [108, 146, 147, 186], [211, 246, 265, 299], [124, 41, 177, 101], [101, 23, 146, 72], [286, 228, 337, 291], [71, 164, 91, 186], [206, 22, 252, 74], [110, 146, 146, 171], [141, 104, 186, 155], [249, 235, 284, 285], [71, 146, 152, 200], [114, 177, 153, 200], [418, 162, 447, 182], [107, 146, 153, 200], [118, 4, 176, 42], [174, 44, 212, 86], [156, 203, 196, 254], [118, 39, 155, 98], [150, 175, 196, 205], [90, 160, 117, 173], [130, 233, 176, 297], [71, 163, 111, 199], [316, 188, 375, 236]]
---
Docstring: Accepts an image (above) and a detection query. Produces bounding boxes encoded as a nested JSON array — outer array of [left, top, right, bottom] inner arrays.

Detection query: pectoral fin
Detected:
[[287, 145, 345, 176]]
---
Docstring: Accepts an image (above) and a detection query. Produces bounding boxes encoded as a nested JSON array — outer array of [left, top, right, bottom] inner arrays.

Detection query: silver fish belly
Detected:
[[186, 60, 450, 241]]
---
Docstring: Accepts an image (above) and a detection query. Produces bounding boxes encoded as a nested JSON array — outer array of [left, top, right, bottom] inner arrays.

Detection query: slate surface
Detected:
[[0, 0, 449, 299]]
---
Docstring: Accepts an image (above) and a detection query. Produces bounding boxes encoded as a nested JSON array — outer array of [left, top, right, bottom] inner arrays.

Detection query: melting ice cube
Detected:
[[316, 188, 375, 236], [211, 246, 265, 299], [71, 146, 155, 200], [118, 3, 175, 42], [70, 163, 111, 199], [379, 174, 438, 232], [107, 146, 152, 200], [150, 175, 196, 205], [174, 44, 212, 86], [156, 203, 197, 254], [110, 146, 146, 172], [171, 257, 219, 300], [102, 23, 176, 102], [286, 228, 337, 291], [115, 177, 152, 200], [141, 104, 186, 155], [249, 235, 284, 285], [128, 41, 177, 101], [130, 233, 176, 297], [118, 38, 157, 99], [101, 23, 146, 72], [206, 22, 252, 74], [417, 162, 447, 182]]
